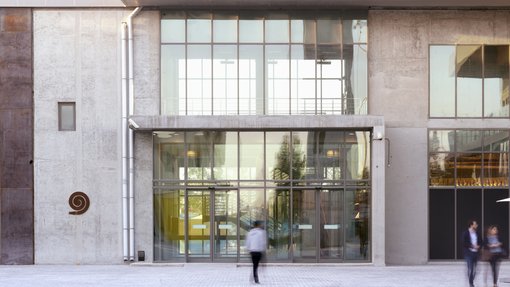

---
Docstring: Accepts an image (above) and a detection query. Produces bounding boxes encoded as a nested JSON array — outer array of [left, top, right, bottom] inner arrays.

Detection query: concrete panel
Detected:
[[134, 132, 153, 262], [384, 128, 428, 265], [33, 9, 126, 264]]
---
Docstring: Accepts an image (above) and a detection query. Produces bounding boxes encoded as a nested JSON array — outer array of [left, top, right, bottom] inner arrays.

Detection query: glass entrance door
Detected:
[[292, 188, 343, 262], [186, 188, 238, 262]]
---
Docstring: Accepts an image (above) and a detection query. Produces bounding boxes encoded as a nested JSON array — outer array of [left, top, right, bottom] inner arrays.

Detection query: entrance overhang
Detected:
[[129, 115, 383, 131]]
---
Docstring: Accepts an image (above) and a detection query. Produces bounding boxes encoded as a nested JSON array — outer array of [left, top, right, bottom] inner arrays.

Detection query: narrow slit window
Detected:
[[58, 102, 76, 131]]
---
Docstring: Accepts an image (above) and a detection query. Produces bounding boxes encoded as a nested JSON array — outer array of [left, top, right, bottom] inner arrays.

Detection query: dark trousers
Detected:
[[465, 250, 478, 286], [489, 254, 501, 285], [250, 252, 263, 282]]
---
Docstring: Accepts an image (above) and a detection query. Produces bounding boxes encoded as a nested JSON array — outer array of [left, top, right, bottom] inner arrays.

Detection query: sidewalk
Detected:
[[0, 262, 509, 286]]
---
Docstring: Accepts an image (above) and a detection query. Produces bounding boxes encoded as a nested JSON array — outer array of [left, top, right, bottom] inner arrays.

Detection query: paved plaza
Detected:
[[2, 262, 510, 287]]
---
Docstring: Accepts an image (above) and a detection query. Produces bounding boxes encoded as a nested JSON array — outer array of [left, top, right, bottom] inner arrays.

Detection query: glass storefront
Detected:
[[429, 129, 510, 260], [154, 130, 371, 262]]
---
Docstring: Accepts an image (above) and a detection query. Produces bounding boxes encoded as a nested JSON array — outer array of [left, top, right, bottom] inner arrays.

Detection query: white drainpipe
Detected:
[[121, 6, 142, 262]]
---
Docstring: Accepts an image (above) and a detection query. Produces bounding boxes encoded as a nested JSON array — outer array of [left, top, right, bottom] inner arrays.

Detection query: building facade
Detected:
[[1, 0, 510, 265]]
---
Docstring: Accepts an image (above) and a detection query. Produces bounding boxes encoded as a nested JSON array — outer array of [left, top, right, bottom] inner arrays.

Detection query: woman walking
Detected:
[[484, 225, 504, 287]]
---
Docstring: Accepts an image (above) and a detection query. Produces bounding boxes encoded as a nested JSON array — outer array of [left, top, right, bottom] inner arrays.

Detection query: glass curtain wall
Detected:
[[430, 45, 510, 118], [154, 130, 371, 262], [429, 129, 510, 260], [161, 12, 368, 115]]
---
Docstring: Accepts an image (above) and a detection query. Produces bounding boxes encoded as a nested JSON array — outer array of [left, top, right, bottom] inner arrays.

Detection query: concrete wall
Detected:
[[0, 8, 34, 265], [369, 10, 510, 264], [33, 9, 127, 264]]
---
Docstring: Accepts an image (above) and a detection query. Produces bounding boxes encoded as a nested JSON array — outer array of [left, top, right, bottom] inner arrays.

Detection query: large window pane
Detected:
[[429, 130, 454, 152], [240, 132, 264, 180], [343, 45, 368, 115], [239, 19, 263, 43], [484, 189, 509, 258], [266, 45, 290, 114], [239, 45, 264, 115], [187, 190, 211, 257], [456, 189, 482, 259], [291, 44, 316, 114], [187, 131, 212, 180], [187, 45, 212, 115], [483, 130, 509, 152], [213, 45, 238, 115], [213, 132, 238, 180], [292, 189, 316, 260], [317, 45, 342, 114], [292, 132, 317, 181], [187, 18, 211, 43], [239, 189, 266, 258], [266, 132, 291, 183], [265, 19, 289, 43], [317, 19, 341, 44], [345, 131, 370, 180], [457, 45, 483, 117], [161, 45, 186, 115], [429, 189, 455, 259], [456, 130, 482, 152], [267, 188, 290, 260], [154, 190, 185, 261], [345, 188, 370, 260], [483, 153, 509, 186], [456, 153, 482, 186], [429, 153, 455, 186], [154, 132, 185, 180], [214, 190, 238, 259], [291, 19, 315, 44], [318, 131, 344, 180], [484, 45, 509, 117], [161, 19, 185, 43], [430, 45, 455, 117], [213, 18, 237, 43]]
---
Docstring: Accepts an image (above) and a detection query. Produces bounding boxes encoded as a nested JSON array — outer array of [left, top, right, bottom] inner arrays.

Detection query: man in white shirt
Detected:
[[245, 220, 267, 284]]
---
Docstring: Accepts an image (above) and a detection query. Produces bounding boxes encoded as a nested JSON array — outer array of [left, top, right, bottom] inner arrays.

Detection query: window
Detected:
[[58, 102, 76, 131], [429, 45, 510, 118], [428, 129, 510, 260], [161, 12, 368, 116]]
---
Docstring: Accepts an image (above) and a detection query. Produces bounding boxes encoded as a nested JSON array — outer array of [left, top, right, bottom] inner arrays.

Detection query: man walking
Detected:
[[246, 220, 267, 284], [463, 220, 482, 287]]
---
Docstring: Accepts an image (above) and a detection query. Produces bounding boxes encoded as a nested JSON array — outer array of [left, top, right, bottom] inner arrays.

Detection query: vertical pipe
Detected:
[[122, 6, 142, 262]]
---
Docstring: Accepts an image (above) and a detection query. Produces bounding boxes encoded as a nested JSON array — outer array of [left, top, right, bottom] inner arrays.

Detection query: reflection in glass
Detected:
[[154, 190, 185, 261], [456, 130, 482, 152], [457, 45, 483, 117], [187, 131, 212, 180], [429, 130, 454, 152], [429, 153, 455, 186], [345, 131, 370, 180], [213, 132, 238, 180], [317, 19, 341, 44], [318, 131, 343, 180], [154, 132, 185, 180], [161, 45, 185, 115], [484, 45, 509, 117], [267, 188, 290, 260], [483, 130, 510, 152], [161, 19, 185, 43], [317, 45, 342, 114], [239, 45, 264, 115], [187, 45, 212, 115], [214, 190, 238, 258], [455, 153, 482, 186], [342, 20, 367, 44], [291, 20, 315, 44], [430, 46, 455, 117], [240, 132, 264, 180], [345, 188, 369, 260], [187, 18, 211, 43], [266, 132, 291, 182], [292, 189, 316, 260], [239, 189, 265, 257], [292, 132, 317, 180], [291, 45, 316, 114], [483, 153, 509, 186], [213, 45, 238, 115], [266, 45, 290, 114], [320, 189, 343, 260], [187, 190, 211, 258], [213, 19, 237, 43], [343, 45, 368, 114]]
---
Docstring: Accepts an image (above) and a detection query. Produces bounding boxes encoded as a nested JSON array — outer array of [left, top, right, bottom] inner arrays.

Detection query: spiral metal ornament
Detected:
[[69, 192, 90, 215]]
